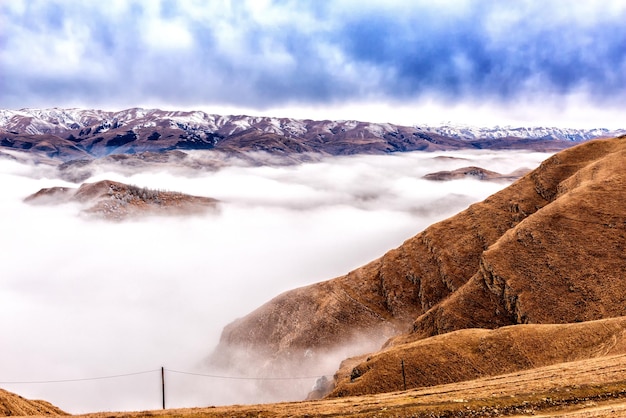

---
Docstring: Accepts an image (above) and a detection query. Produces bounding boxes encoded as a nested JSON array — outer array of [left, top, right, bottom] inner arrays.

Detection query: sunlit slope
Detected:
[[0, 388, 67, 416], [214, 136, 626, 373], [330, 317, 626, 397]]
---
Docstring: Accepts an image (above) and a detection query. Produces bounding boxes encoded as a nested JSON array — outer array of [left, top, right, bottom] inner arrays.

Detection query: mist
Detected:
[[0, 150, 552, 413]]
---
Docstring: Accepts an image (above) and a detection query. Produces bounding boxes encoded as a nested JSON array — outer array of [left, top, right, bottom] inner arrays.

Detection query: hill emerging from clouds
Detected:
[[1, 108, 622, 164], [212, 135, 626, 398], [24, 179, 219, 221]]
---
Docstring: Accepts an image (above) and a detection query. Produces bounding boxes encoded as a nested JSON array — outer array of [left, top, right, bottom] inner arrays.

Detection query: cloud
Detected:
[[0, 149, 552, 412], [1, 0, 625, 123]]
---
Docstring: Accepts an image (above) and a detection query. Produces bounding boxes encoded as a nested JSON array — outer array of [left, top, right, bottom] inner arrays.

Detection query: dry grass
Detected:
[[8, 353, 626, 417], [331, 317, 626, 397], [0, 388, 67, 416]]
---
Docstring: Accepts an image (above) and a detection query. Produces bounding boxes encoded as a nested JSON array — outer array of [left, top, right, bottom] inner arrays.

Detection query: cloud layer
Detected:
[[0, 149, 551, 412], [1, 1, 625, 126]]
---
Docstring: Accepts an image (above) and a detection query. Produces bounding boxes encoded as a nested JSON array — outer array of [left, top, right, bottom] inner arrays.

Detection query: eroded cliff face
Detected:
[[211, 137, 626, 396], [407, 137, 626, 340]]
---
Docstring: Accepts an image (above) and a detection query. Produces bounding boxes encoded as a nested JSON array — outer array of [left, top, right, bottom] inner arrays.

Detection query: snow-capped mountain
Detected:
[[1, 107, 623, 162], [417, 125, 622, 142], [2, 108, 623, 141]]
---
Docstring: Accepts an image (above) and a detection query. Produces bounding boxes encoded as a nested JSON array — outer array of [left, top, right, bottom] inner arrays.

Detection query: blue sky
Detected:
[[1, 0, 625, 127]]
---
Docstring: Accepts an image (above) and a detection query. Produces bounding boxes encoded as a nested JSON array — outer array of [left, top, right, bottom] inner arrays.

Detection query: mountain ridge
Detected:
[[2, 107, 622, 141], [2, 108, 621, 162]]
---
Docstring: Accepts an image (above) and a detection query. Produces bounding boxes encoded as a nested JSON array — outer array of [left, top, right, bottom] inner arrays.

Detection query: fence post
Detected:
[[161, 367, 165, 410], [401, 359, 407, 391]]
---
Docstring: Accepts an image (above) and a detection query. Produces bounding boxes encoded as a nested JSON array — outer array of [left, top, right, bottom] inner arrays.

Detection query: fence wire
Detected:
[[0, 367, 324, 384]]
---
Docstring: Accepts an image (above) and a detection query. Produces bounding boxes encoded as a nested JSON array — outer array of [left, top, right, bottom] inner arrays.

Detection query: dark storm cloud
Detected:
[[1, 0, 625, 110], [337, 2, 626, 100]]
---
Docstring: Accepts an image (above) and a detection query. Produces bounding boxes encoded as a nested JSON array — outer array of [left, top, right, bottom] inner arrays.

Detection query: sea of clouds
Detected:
[[0, 149, 552, 413]]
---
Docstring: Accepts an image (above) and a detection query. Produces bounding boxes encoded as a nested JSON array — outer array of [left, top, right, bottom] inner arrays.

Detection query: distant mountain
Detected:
[[419, 124, 621, 142], [211, 135, 626, 397], [2, 108, 622, 162]]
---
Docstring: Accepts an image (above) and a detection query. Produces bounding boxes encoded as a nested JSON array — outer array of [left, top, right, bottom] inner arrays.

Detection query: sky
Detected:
[[1, 0, 625, 128], [0, 149, 553, 412]]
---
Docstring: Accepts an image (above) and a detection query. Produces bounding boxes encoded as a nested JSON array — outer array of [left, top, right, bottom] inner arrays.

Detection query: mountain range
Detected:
[[2, 108, 623, 163]]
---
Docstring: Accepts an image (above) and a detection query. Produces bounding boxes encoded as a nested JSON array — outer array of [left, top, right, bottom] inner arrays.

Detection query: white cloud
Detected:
[[142, 19, 195, 51]]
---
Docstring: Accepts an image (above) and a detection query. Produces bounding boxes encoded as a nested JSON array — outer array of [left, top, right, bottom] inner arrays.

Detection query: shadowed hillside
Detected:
[[212, 136, 626, 396], [0, 388, 66, 416]]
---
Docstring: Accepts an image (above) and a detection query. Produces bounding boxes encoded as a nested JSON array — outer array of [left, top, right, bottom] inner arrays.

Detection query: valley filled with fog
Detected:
[[0, 149, 552, 413]]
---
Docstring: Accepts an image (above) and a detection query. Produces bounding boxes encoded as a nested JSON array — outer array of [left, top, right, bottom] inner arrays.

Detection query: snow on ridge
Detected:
[[420, 124, 625, 141], [1, 107, 624, 141]]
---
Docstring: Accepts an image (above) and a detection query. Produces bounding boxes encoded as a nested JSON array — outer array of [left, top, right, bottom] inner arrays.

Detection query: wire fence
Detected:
[[0, 367, 330, 411], [0, 367, 326, 384], [0, 369, 158, 384]]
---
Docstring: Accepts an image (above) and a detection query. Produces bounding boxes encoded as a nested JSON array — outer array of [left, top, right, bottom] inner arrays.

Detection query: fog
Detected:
[[0, 150, 552, 413]]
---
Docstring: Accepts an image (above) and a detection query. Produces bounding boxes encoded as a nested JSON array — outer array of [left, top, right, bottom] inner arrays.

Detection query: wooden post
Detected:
[[161, 367, 165, 410], [401, 360, 407, 391]]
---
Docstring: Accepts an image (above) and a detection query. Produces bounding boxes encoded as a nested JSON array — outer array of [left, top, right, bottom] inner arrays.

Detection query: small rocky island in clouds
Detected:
[[24, 180, 219, 221]]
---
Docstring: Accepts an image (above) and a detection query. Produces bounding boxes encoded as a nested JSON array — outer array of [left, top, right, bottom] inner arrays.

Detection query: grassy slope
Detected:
[[17, 353, 626, 417]]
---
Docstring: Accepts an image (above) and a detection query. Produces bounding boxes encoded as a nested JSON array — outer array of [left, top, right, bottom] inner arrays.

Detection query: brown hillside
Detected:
[[25, 180, 218, 220], [330, 317, 626, 397], [0, 388, 67, 416], [212, 137, 626, 382], [408, 136, 626, 339]]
